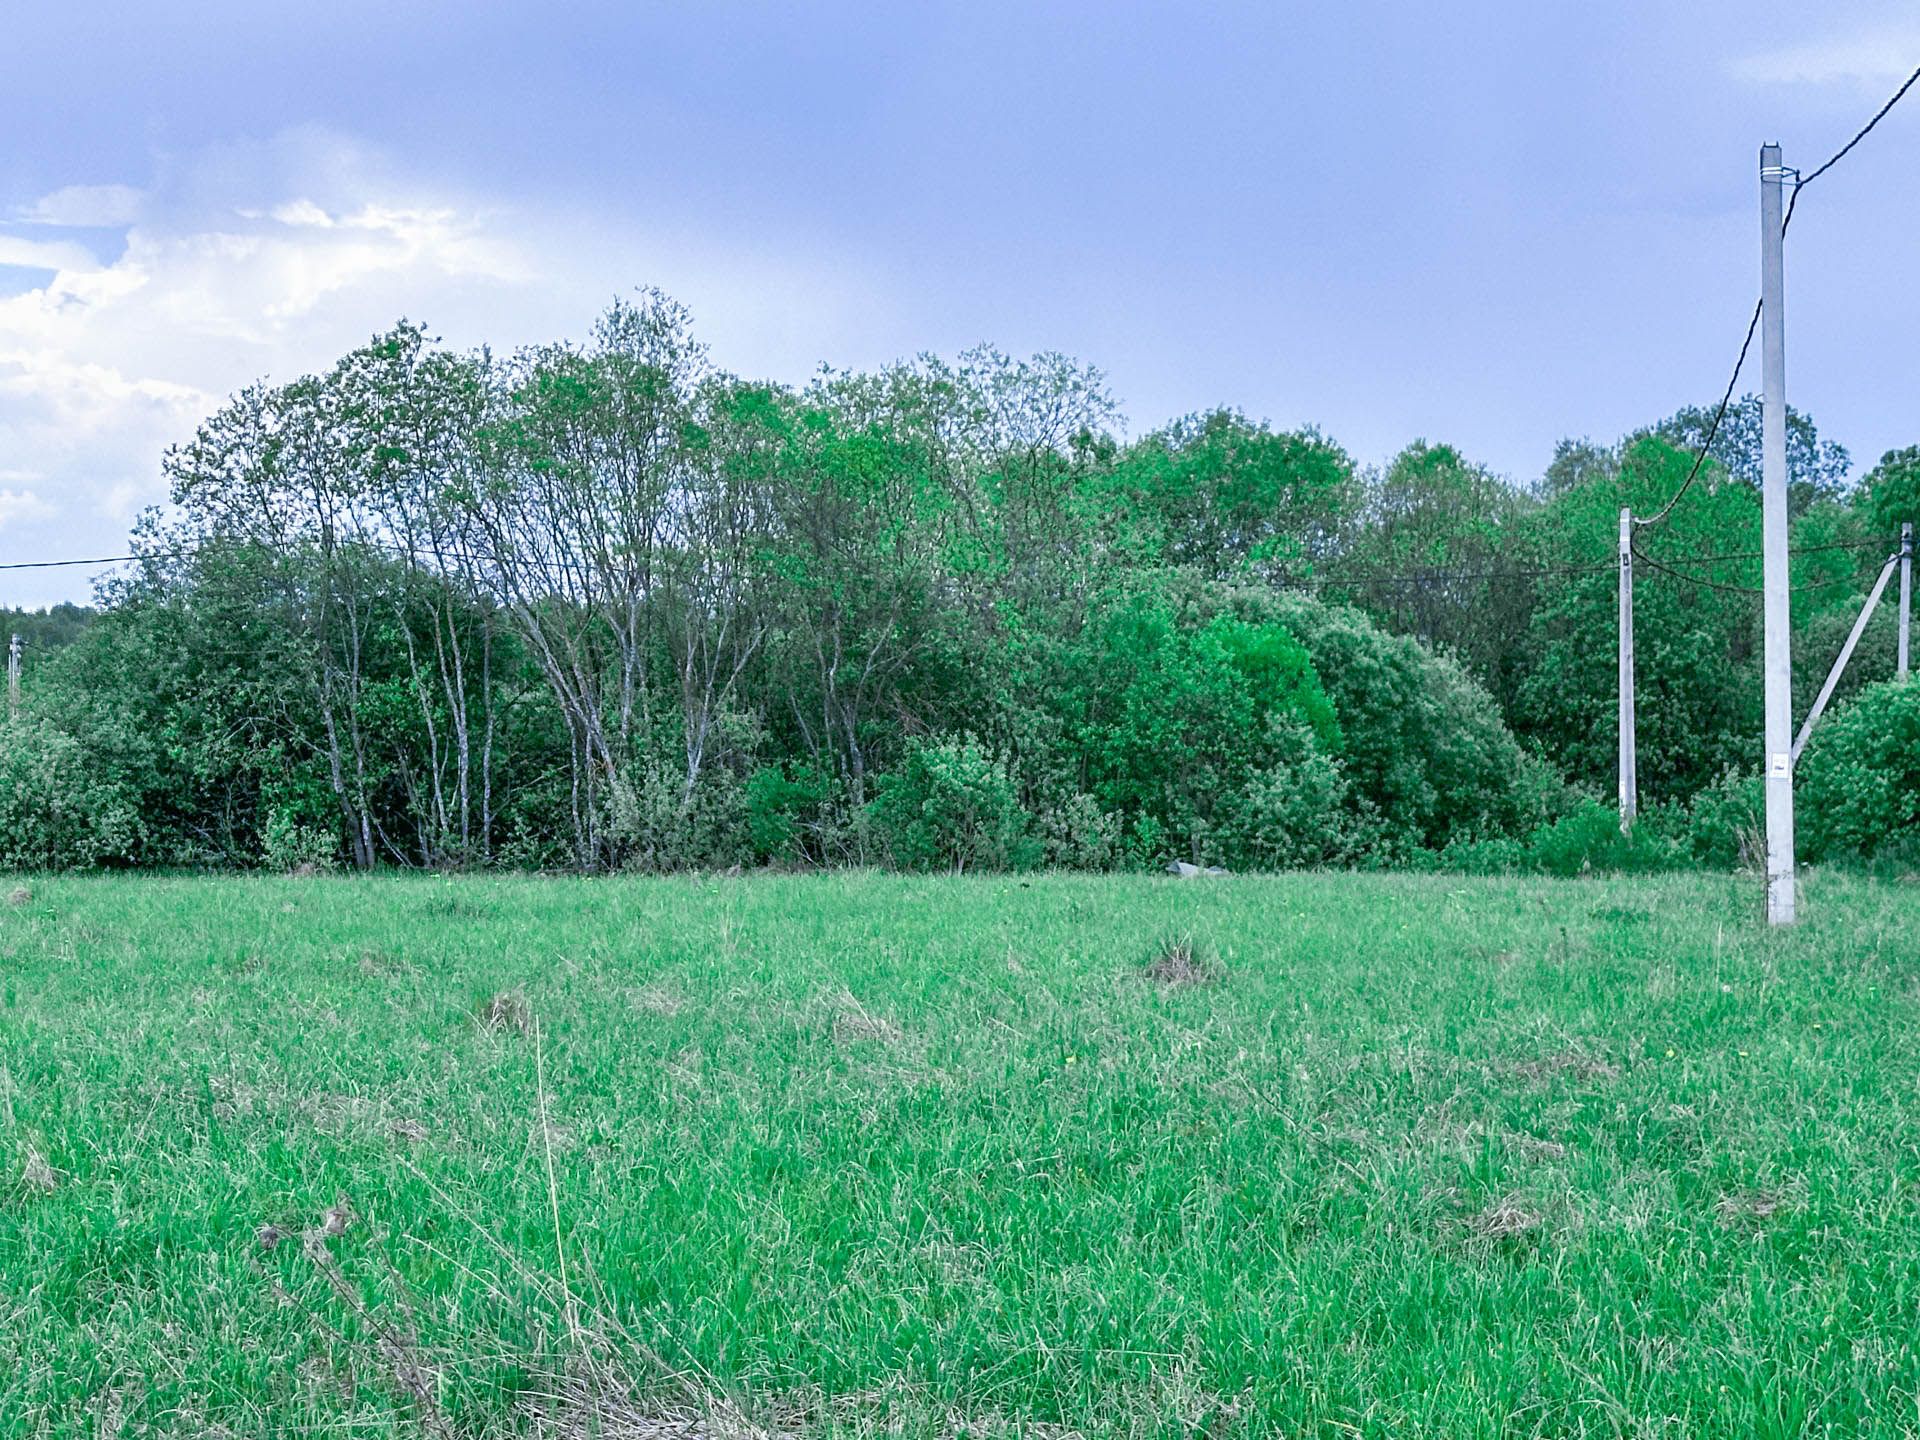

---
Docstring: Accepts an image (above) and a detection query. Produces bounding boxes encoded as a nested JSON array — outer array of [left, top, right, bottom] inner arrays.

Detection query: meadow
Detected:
[[3, 870, 1918, 1437]]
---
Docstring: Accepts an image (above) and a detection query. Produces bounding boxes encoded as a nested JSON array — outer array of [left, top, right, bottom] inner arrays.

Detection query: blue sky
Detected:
[[2, 1, 1917, 604]]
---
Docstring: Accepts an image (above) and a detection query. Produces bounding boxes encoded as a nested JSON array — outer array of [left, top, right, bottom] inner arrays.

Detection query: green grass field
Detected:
[[3, 871, 1918, 1438]]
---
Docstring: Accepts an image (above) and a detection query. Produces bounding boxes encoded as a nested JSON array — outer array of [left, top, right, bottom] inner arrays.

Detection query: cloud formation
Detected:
[[1733, 19, 1920, 89], [0, 128, 884, 604]]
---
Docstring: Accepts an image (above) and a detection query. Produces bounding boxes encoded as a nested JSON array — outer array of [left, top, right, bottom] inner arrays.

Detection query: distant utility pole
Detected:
[[1900, 522, 1913, 680], [1760, 143, 1796, 926], [6, 633, 18, 716], [1617, 508, 1637, 832]]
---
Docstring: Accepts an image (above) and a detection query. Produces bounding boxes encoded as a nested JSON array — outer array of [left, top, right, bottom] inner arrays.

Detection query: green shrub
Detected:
[[1437, 834, 1530, 875], [0, 717, 142, 870], [1262, 591, 1539, 853], [745, 762, 838, 864], [1798, 680, 1920, 862], [1075, 587, 1341, 862], [1037, 792, 1122, 870], [260, 807, 340, 872], [1217, 716, 1354, 869], [1525, 799, 1685, 877], [1122, 812, 1170, 870], [870, 735, 1038, 873], [1687, 769, 1764, 870]]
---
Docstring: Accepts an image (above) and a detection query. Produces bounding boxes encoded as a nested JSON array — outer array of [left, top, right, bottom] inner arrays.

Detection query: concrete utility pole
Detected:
[[1759, 144, 1796, 926], [1900, 522, 1913, 680], [1618, 508, 1637, 832], [6, 634, 18, 715]]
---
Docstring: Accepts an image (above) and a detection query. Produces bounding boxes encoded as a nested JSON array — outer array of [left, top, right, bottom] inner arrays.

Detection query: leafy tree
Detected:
[[1538, 438, 1619, 499], [1649, 394, 1851, 517], [1510, 436, 1763, 803], [1858, 446, 1920, 544], [0, 604, 94, 652], [1071, 581, 1340, 865], [26, 283, 1889, 879], [1098, 410, 1356, 580], [1331, 440, 1533, 687]]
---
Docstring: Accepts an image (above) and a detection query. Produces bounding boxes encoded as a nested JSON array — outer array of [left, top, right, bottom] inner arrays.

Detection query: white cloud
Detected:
[[0, 127, 891, 603], [0, 487, 54, 530], [20, 183, 145, 227], [1733, 20, 1920, 88], [0, 234, 100, 272]]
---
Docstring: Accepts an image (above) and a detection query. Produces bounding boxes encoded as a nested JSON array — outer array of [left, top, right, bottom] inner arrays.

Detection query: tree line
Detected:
[[5, 290, 1918, 873]]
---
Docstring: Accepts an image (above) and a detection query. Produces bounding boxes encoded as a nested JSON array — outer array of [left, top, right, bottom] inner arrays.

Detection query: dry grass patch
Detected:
[[477, 989, 535, 1035], [1502, 1130, 1570, 1164], [6, 884, 30, 907], [1714, 1188, 1788, 1228], [1465, 1192, 1546, 1243], [1141, 932, 1220, 988], [632, 984, 685, 1018], [21, 1144, 58, 1191], [827, 990, 903, 1047], [529, 1374, 783, 1440], [1508, 1049, 1621, 1085]]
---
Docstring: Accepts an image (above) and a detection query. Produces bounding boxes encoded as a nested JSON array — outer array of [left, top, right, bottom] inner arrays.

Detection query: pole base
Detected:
[[1767, 870, 1796, 926]]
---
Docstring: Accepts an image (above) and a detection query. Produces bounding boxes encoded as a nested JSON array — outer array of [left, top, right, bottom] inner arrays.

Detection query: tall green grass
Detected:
[[2, 870, 1917, 1436]]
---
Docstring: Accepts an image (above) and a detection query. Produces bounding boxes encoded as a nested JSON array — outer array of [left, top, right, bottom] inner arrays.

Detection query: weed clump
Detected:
[[476, 989, 534, 1035], [1465, 1193, 1544, 1243], [1142, 933, 1220, 988], [1714, 1188, 1787, 1228], [1509, 1050, 1620, 1086], [21, 1146, 57, 1191], [6, 885, 29, 907], [830, 991, 903, 1046]]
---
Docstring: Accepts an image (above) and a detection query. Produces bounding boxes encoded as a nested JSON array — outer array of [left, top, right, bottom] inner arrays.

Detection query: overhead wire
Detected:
[[1633, 61, 1920, 530]]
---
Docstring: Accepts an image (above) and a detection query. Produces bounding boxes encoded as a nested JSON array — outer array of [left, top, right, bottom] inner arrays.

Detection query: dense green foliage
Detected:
[[5, 298, 1913, 873], [1798, 679, 1920, 865], [5, 871, 1918, 1435]]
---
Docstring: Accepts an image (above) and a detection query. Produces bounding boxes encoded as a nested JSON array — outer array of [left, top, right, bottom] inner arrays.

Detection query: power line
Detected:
[[1633, 300, 1762, 530], [1635, 62, 1920, 531], [1797, 63, 1920, 193], [2, 536, 1889, 593], [1299, 560, 1615, 589], [0, 552, 173, 572], [1633, 542, 1902, 597], [1636, 535, 1896, 568]]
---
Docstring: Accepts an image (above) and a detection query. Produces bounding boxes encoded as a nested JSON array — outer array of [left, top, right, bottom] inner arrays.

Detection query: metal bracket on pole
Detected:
[[1791, 550, 1902, 763], [1618, 508, 1637, 832]]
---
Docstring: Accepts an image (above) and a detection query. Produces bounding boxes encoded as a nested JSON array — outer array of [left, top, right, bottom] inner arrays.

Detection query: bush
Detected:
[[1687, 769, 1764, 870], [869, 735, 1039, 873], [1073, 586, 1340, 863], [1438, 797, 1686, 876], [746, 762, 837, 864], [1037, 791, 1122, 870], [260, 807, 339, 872], [0, 717, 142, 870], [1216, 716, 1353, 869], [1524, 799, 1685, 877], [1260, 590, 1540, 853], [1437, 834, 1531, 875], [1798, 680, 1920, 862]]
